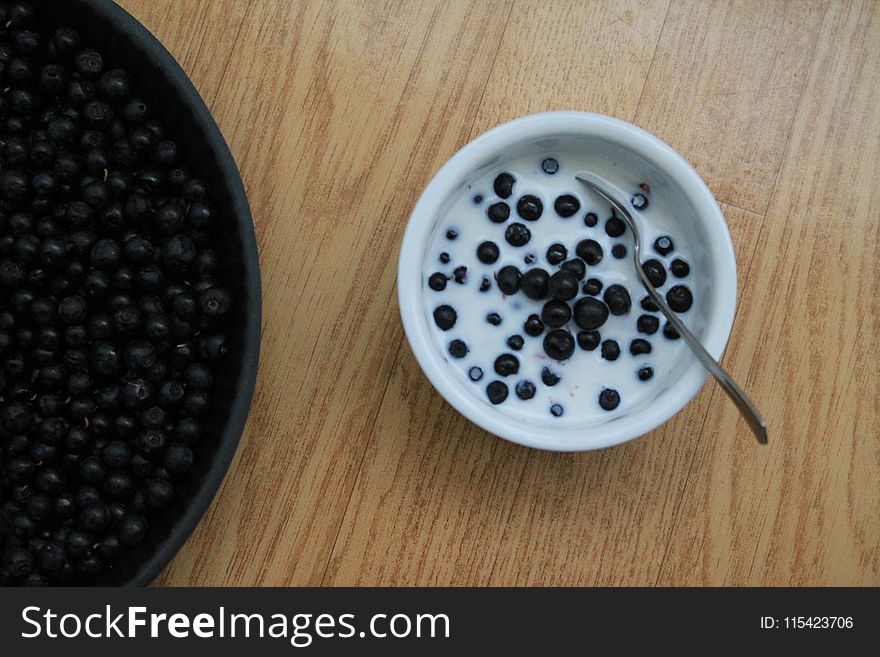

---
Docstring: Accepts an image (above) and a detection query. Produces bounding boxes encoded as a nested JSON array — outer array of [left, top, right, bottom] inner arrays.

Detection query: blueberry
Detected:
[[550, 404, 564, 417], [448, 339, 468, 358], [524, 314, 544, 336], [507, 335, 524, 350], [428, 272, 447, 291], [560, 258, 586, 280], [638, 366, 654, 381], [599, 388, 620, 411], [666, 285, 693, 312], [541, 300, 572, 328], [521, 268, 549, 300], [493, 172, 515, 199], [573, 297, 609, 330], [584, 212, 598, 227], [446, 228, 458, 240], [473, 194, 483, 204], [515, 380, 536, 400], [541, 158, 559, 174], [641, 259, 666, 287], [670, 258, 690, 278], [487, 202, 510, 223], [516, 195, 543, 221], [601, 340, 620, 361], [486, 312, 502, 326], [486, 381, 508, 404], [583, 277, 603, 296], [433, 305, 457, 330], [468, 367, 483, 382], [575, 238, 603, 265], [554, 194, 580, 218], [543, 329, 574, 361], [641, 295, 659, 312], [577, 330, 600, 351], [439, 251, 451, 264], [603, 284, 631, 315], [663, 322, 681, 340], [653, 235, 674, 255], [636, 314, 660, 334], [497, 265, 521, 294], [631, 193, 649, 210], [605, 216, 625, 237], [452, 265, 467, 284], [546, 243, 567, 265], [477, 240, 500, 264], [524, 253, 537, 265], [505, 222, 531, 247], [479, 277, 491, 292], [611, 244, 627, 259], [546, 270, 577, 301], [494, 353, 519, 376], [630, 338, 652, 355], [541, 367, 560, 386]]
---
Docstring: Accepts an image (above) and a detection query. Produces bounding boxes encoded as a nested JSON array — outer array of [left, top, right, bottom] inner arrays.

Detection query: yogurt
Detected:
[[421, 154, 696, 428]]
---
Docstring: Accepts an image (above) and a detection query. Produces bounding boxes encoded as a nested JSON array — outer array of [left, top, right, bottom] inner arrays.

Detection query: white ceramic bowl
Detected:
[[398, 112, 736, 451]]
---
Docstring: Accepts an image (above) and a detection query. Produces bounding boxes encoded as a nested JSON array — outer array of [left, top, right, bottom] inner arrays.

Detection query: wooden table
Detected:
[[117, 0, 879, 586]]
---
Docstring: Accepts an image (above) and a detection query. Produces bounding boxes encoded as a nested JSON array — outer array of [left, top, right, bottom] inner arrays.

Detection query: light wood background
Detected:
[[116, 0, 879, 586]]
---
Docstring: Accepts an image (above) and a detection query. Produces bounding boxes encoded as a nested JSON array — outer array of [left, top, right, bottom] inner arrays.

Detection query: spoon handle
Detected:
[[575, 172, 768, 444]]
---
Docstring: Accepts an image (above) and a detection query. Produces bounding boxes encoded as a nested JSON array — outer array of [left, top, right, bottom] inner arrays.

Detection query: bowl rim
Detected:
[[397, 111, 736, 451], [70, 0, 262, 584]]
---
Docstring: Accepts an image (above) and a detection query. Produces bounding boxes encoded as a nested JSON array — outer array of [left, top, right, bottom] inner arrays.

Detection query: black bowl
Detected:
[[26, 0, 262, 585]]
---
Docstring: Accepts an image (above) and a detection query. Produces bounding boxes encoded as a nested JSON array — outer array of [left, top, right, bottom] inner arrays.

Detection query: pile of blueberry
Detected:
[[0, 2, 233, 585], [430, 161, 693, 415]]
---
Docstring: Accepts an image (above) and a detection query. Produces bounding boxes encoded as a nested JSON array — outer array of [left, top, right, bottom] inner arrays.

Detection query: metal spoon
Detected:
[[575, 172, 768, 444]]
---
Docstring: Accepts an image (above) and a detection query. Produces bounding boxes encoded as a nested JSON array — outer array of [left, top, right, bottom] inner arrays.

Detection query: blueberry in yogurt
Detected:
[[546, 243, 567, 265], [497, 265, 522, 294], [541, 300, 572, 328], [521, 268, 550, 300], [486, 381, 508, 404], [505, 222, 531, 247], [575, 238, 603, 265], [493, 172, 515, 199], [487, 202, 510, 223], [477, 240, 500, 264], [433, 305, 456, 330], [554, 194, 580, 218], [516, 195, 543, 221]]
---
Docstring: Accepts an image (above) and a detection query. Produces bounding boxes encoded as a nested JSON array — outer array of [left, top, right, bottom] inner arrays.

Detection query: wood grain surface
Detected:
[[114, 0, 880, 586]]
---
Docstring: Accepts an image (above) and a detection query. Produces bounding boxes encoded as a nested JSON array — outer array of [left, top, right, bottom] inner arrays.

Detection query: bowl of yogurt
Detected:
[[398, 112, 736, 451]]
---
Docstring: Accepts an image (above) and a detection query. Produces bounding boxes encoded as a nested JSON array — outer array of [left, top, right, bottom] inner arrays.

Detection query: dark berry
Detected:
[[445, 228, 458, 240], [560, 258, 586, 280], [433, 305, 456, 330], [506, 334, 524, 350], [468, 367, 483, 382], [611, 244, 627, 259], [486, 312, 502, 326], [439, 252, 450, 264], [496, 265, 521, 294], [554, 194, 580, 218], [479, 277, 491, 292], [452, 265, 467, 284], [524, 253, 536, 265], [641, 259, 666, 287], [605, 216, 625, 237], [548, 270, 578, 301], [630, 338, 652, 355], [487, 202, 509, 223], [494, 353, 519, 376], [516, 195, 542, 221], [541, 158, 559, 174], [477, 240, 499, 264], [573, 297, 609, 330], [523, 313, 544, 337], [541, 367, 559, 386], [603, 284, 631, 315], [486, 380, 508, 404], [428, 272, 447, 291], [550, 404, 564, 417], [638, 367, 654, 381], [541, 300, 572, 328], [583, 277, 603, 296], [636, 314, 660, 335], [520, 268, 549, 300], [670, 258, 690, 278], [653, 236, 673, 255], [448, 340, 467, 358], [575, 238, 602, 265], [666, 285, 693, 312], [641, 295, 659, 312], [601, 340, 620, 361], [493, 172, 515, 198], [599, 388, 620, 411], [663, 322, 681, 340], [505, 222, 531, 247], [546, 243, 567, 265], [515, 380, 536, 400], [543, 329, 574, 360], [577, 330, 600, 351], [584, 212, 598, 227]]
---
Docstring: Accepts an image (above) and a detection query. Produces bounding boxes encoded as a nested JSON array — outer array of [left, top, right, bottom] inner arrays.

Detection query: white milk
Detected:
[[421, 154, 695, 427]]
